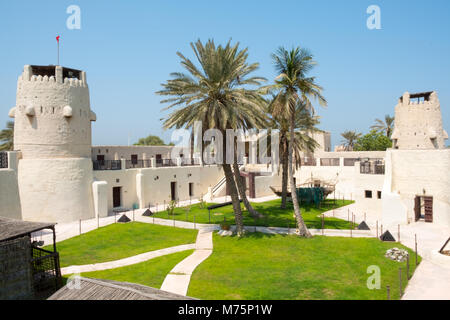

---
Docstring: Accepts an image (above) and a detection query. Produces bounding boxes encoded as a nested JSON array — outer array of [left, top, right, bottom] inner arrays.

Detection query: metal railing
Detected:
[[31, 246, 61, 299], [92, 160, 122, 171], [181, 158, 201, 166], [320, 158, 340, 166], [125, 159, 152, 169], [360, 161, 385, 175], [300, 157, 317, 166], [0, 152, 8, 169], [155, 158, 177, 167]]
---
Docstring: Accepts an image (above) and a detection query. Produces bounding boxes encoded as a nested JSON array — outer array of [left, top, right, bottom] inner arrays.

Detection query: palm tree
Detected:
[[0, 121, 14, 151], [268, 100, 321, 209], [370, 115, 394, 138], [157, 39, 267, 236], [340, 130, 361, 151], [269, 47, 326, 237]]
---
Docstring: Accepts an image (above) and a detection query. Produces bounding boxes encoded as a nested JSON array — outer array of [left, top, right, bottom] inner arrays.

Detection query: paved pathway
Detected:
[[325, 204, 450, 300], [61, 243, 196, 275], [160, 229, 213, 296]]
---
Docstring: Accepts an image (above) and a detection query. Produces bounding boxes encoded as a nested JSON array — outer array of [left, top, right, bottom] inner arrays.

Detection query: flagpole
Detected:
[[56, 35, 60, 66]]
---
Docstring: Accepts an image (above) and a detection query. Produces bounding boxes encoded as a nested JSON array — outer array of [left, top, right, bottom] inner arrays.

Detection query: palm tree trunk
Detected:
[[280, 134, 289, 209], [232, 161, 264, 219], [223, 163, 245, 236], [289, 116, 311, 238]]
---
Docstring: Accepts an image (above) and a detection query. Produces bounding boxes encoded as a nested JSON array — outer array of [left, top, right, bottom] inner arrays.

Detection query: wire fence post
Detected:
[[386, 285, 390, 300], [322, 214, 324, 235], [350, 214, 353, 238], [376, 220, 379, 238], [407, 255, 410, 280], [415, 234, 418, 266]]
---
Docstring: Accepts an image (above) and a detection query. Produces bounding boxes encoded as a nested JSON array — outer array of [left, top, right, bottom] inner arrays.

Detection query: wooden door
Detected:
[[113, 187, 121, 208], [414, 196, 421, 222], [424, 197, 433, 223]]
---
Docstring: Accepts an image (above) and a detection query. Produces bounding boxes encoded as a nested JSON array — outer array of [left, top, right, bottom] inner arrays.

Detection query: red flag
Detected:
[[56, 35, 60, 43]]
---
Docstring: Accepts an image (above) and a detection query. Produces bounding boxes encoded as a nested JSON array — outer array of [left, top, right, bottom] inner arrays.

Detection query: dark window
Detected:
[[131, 154, 138, 164], [97, 155, 105, 162], [189, 183, 194, 197], [365, 190, 373, 199], [377, 191, 382, 199]]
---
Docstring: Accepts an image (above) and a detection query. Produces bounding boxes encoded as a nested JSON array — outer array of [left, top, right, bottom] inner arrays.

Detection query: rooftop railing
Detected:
[[360, 160, 385, 175], [0, 152, 8, 169], [155, 158, 177, 168], [300, 157, 317, 166], [125, 159, 152, 169], [320, 158, 340, 166], [92, 160, 121, 171]]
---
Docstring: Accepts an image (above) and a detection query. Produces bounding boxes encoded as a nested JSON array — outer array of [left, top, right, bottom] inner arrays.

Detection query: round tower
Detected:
[[391, 91, 448, 150], [9, 65, 97, 222]]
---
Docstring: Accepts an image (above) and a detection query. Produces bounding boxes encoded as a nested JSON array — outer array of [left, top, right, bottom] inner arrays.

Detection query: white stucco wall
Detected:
[[0, 168, 22, 220], [18, 158, 95, 222], [382, 149, 450, 227], [93, 165, 223, 213]]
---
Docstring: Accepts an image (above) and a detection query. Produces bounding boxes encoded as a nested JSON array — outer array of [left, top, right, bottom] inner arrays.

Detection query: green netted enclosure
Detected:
[[296, 187, 325, 206]]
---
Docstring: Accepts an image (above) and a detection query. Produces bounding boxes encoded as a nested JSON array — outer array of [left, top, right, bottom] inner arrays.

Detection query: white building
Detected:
[[0, 65, 448, 230]]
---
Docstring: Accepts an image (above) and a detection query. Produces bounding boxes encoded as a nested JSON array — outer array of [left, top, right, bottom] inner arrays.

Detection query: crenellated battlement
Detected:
[[392, 91, 448, 150], [18, 65, 87, 88]]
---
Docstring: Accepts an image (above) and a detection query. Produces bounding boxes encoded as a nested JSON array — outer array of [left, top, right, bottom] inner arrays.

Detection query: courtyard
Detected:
[[51, 201, 424, 300]]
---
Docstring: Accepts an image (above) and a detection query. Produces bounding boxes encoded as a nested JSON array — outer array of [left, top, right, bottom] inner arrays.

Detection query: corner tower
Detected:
[[391, 91, 448, 150], [9, 65, 97, 222]]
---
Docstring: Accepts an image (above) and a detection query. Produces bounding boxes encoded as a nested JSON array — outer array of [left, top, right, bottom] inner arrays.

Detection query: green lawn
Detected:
[[153, 199, 354, 229], [47, 222, 198, 267], [65, 250, 194, 289], [188, 233, 421, 300]]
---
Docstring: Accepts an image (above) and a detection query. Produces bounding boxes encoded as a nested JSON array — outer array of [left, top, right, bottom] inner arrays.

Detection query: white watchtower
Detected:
[[391, 91, 448, 150], [9, 65, 97, 222]]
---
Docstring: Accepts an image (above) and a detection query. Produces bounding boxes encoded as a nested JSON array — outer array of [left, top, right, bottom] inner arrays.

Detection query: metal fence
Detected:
[[360, 160, 385, 175], [0, 152, 8, 169], [320, 158, 340, 166], [300, 157, 317, 166], [125, 159, 152, 169], [31, 246, 61, 299], [92, 160, 122, 171], [181, 158, 201, 166], [155, 158, 177, 167]]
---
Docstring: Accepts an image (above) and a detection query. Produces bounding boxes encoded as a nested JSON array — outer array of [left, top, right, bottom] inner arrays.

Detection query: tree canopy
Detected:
[[354, 130, 392, 151], [134, 135, 173, 146]]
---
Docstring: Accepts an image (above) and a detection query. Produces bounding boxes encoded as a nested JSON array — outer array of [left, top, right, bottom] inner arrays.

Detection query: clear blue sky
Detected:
[[1, 0, 449, 148]]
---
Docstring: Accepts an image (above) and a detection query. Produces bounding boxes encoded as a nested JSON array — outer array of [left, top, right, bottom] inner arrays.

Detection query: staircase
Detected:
[[209, 165, 245, 199]]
